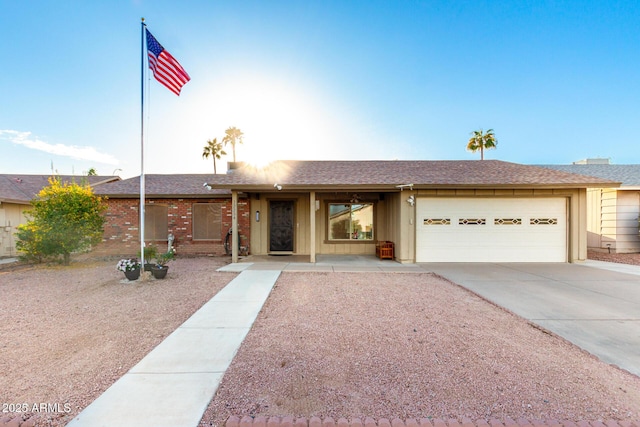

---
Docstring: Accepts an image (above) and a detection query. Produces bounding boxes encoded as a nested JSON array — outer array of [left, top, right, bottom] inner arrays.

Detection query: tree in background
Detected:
[[86, 167, 97, 176], [16, 177, 106, 265], [222, 126, 244, 163], [467, 128, 497, 160], [202, 138, 226, 174]]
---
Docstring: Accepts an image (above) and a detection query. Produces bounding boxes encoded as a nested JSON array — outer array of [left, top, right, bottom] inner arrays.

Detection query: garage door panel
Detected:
[[416, 198, 567, 262]]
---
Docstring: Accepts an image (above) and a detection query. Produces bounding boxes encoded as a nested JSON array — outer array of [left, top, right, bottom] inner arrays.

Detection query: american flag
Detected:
[[145, 29, 191, 96]]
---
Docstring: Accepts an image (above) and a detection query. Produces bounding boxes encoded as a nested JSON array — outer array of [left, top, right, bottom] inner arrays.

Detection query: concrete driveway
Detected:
[[421, 262, 640, 377]]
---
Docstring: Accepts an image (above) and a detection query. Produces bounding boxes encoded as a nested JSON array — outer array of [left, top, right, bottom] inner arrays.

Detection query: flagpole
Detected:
[[140, 18, 146, 265]]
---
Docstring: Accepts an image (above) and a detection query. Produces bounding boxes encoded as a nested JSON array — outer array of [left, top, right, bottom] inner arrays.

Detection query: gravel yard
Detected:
[[201, 271, 640, 426], [0, 257, 235, 427], [588, 250, 640, 266], [1, 254, 640, 427]]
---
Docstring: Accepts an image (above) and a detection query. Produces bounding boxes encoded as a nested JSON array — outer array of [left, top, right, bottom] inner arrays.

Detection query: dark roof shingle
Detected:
[[0, 175, 120, 203], [82, 161, 622, 198], [208, 160, 619, 189], [93, 174, 229, 197], [538, 164, 640, 187]]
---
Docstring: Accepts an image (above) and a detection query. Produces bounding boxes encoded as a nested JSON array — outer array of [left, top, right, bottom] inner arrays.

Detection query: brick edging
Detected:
[[225, 416, 640, 427]]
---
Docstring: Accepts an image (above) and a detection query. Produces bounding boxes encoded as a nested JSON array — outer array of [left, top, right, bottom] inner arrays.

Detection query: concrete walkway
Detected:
[[66, 269, 280, 427], [220, 254, 426, 273], [422, 262, 640, 377]]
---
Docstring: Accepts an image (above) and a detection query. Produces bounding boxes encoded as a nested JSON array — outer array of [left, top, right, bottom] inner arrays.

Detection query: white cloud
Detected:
[[0, 129, 119, 165]]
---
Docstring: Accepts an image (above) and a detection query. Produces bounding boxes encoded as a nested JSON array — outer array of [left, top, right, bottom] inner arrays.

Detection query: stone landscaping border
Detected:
[[225, 416, 640, 427]]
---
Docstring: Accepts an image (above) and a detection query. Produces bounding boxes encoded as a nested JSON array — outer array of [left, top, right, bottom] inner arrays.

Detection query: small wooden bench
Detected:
[[375, 241, 394, 260]]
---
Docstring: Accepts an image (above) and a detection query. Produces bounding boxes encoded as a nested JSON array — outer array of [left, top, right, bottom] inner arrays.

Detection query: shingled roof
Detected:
[[0, 175, 120, 204], [85, 161, 621, 197], [538, 164, 640, 188], [207, 160, 619, 190], [93, 174, 230, 197]]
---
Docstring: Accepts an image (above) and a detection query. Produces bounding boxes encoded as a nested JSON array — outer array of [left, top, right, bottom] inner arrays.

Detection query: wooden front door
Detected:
[[269, 200, 294, 252]]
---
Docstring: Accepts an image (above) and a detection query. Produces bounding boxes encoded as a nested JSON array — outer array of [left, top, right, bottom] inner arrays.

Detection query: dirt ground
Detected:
[[1, 253, 639, 426], [200, 271, 640, 426], [587, 250, 640, 266], [0, 256, 235, 426]]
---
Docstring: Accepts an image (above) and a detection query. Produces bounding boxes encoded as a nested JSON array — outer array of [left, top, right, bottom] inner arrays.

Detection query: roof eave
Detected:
[[98, 193, 232, 198], [212, 182, 620, 191], [0, 197, 31, 205]]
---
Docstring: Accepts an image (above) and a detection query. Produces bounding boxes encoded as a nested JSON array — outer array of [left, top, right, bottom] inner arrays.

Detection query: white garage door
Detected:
[[416, 198, 567, 262]]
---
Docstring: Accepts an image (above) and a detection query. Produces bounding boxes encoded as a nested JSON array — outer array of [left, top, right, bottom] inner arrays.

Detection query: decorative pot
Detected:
[[124, 268, 141, 281], [151, 266, 168, 279]]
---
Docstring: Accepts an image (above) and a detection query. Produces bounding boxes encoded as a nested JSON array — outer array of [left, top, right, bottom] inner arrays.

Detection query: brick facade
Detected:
[[94, 197, 251, 257]]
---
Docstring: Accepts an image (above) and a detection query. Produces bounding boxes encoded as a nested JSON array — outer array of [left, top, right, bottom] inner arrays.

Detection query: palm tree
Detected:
[[202, 138, 226, 174], [222, 126, 244, 163], [467, 128, 497, 160]]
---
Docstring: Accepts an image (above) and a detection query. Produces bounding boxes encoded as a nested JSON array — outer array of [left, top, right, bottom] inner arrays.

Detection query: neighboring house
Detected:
[[207, 160, 617, 263], [92, 174, 250, 257], [0, 174, 120, 258], [540, 160, 640, 253]]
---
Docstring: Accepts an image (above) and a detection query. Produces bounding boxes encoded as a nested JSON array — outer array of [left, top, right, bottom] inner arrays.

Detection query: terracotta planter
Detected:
[[151, 266, 168, 279], [124, 268, 141, 281]]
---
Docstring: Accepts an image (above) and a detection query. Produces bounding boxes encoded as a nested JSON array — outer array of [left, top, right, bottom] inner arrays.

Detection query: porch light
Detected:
[[396, 183, 414, 191]]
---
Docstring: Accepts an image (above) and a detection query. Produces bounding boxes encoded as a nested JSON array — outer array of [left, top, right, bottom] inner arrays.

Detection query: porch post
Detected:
[[310, 191, 316, 263], [232, 190, 238, 263]]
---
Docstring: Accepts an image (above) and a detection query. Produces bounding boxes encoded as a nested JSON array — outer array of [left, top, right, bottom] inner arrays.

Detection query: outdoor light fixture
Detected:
[[255, 210, 260, 222], [407, 195, 415, 206], [274, 183, 282, 191], [396, 183, 414, 191], [203, 182, 212, 191]]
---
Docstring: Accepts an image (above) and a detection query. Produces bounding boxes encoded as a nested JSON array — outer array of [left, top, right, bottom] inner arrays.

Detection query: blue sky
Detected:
[[1, 1, 638, 178]]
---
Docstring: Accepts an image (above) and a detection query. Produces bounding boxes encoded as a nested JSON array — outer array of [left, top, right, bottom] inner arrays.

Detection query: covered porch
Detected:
[[228, 188, 414, 264]]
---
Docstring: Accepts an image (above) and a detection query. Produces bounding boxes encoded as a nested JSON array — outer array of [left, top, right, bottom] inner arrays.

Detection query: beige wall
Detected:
[[615, 191, 640, 253], [587, 188, 640, 254], [316, 193, 395, 256], [586, 188, 602, 249], [600, 188, 618, 249], [249, 192, 394, 256], [0, 202, 30, 257], [249, 193, 312, 255], [248, 187, 590, 262]]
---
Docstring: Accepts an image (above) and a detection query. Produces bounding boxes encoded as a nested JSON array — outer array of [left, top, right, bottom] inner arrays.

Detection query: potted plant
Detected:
[[151, 250, 174, 279], [117, 258, 141, 281], [138, 245, 158, 271]]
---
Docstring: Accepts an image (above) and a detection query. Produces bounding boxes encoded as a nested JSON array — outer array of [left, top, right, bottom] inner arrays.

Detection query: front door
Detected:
[[269, 200, 294, 252]]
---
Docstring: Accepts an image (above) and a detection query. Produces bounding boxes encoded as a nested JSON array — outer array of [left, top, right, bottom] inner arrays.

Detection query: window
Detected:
[[494, 218, 522, 225], [193, 203, 222, 240], [145, 204, 168, 240], [530, 218, 558, 225], [424, 218, 451, 225], [458, 218, 486, 225], [328, 203, 374, 240]]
